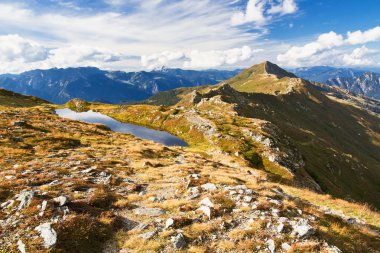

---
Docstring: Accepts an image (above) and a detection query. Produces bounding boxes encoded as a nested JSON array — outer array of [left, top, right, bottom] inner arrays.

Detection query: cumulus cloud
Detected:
[[342, 46, 374, 66], [277, 26, 380, 67], [277, 31, 343, 66], [0, 34, 131, 73], [48, 46, 122, 67], [346, 26, 380, 45], [231, 0, 297, 26], [141, 46, 263, 69], [0, 34, 49, 63], [268, 0, 297, 15]]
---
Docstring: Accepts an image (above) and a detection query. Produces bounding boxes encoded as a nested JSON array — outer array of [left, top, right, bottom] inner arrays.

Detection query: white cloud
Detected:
[[342, 46, 374, 66], [268, 0, 297, 15], [232, 0, 267, 26], [141, 46, 263, 69], [0, 34, 48, 63], [277, 26, 380, 67], [231, 0, 297, 26], [277, 31, 343, 66], [141, 51, 185, 69], [346, 26, 380, 45], [0, 34, 131, 73]]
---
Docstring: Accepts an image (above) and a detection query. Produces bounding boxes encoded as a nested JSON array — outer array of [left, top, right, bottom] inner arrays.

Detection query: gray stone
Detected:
[[17, 239, 26, 253], [201, 183, 217, 191], [140, 231, 157, 240], [35, 223, 57, 248], [243, 196, 253, 203], [199, 197, 214, 208], [165, 218, 174, 229], [277, 223, 284, 233], [198, 205, 211, 220], [172, 233, 187, 249], [17, 191, 35, 210], [281, 242, 291, 251], [39, 200, 48, 217], [53, 196, 68, 206], [292, 219, 315, 238], [266, 239, 275, 253], [133, 207, 166, 216], [347, 218, 357, 225]]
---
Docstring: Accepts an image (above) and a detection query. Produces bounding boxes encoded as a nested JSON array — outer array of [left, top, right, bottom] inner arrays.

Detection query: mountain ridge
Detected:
[[292, 66, 380, 100], [0, 67, 241, 104], [96, 61, 380, 209]]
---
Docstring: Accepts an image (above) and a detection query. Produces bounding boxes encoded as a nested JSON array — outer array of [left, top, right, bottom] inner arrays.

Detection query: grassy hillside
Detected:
[[0, 88, 379, 252], [94, 62, 380, 210], [0, 88, 49, 109]]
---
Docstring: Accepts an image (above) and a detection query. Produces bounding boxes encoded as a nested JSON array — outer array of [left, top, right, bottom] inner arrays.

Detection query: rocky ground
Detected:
[[0, 107, 379, 252]]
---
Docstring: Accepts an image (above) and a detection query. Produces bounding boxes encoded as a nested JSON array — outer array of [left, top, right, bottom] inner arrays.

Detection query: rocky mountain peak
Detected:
[[262, 61, 298, 79]]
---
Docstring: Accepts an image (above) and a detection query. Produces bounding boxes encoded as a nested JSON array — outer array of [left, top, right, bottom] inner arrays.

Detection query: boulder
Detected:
[[35, 223, 57, 248], [199, 197, 214, 208], [140, 231, 157, 240], [165, 218, 174, 229], [53, 196, 69, 206], [281, 243, 291, 251], [291, 219, 315, 238], [201, 183, 217, 191], [172, 233, 187, 249], [17, 191, 35, 210], [266, 239, 275, 253], [17, 239, 26, 253], [197, 205, 212, 220]]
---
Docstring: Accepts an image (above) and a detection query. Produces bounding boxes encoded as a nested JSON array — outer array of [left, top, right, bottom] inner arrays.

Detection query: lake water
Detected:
[[55, 108, 188, 147]]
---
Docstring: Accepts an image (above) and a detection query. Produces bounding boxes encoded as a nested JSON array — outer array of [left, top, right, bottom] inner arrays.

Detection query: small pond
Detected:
[[55, 108, 188, 147]]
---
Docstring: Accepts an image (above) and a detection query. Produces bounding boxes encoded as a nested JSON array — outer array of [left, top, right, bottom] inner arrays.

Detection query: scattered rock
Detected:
[[17, 239, 26, 253], [140, 230, 157, 240], [324, 244, 342, 253], [17, 191, 35, 210], [198, 205, 212, 220], [291, 219, 315, 238], [39, 200, 47, 217], [266, 239, 275, 253], [13, 121, 27, 127], [165, 218, 174, 229], [347, 218, 357, 225], [133, 207, 166, 216], [53, 196, 69, 206], [35, 223, 57, 248], [172, 233, 187, 249], [277, 223, 284, 233], [199, 197, 214, 208], [201, 183, 217, 191], [281, 242, 291, 251]]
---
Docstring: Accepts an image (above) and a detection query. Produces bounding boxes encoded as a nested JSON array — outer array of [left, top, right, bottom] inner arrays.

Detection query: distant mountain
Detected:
[[292, 66, 380, 100], [0, 67, 240, 104]]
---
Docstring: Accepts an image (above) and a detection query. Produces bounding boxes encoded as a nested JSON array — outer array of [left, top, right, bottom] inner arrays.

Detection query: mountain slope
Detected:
[[3, 89, 380, 252], [0, 88, 49, 109], [0, 67, 240, 104], [293, 66, 380, 100], [95, 62, 380, 209]]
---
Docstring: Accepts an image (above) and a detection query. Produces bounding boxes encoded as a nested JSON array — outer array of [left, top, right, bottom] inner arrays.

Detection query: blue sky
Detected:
[[0, 0, 379, 73]]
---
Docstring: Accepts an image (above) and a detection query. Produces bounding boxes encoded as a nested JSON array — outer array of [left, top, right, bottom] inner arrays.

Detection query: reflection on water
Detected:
[[55, 108, 188, 147]]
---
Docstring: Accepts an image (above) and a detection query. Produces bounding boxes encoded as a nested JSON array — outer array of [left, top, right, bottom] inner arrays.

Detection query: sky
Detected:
[[0, 0, 380, 73]]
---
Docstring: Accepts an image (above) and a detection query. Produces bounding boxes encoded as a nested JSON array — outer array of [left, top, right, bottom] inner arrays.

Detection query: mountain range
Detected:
[[106, 61, 380, 208], [292, 66, 380, 100], [0, 61, 379, 252], [0, 67, 240, 104]]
